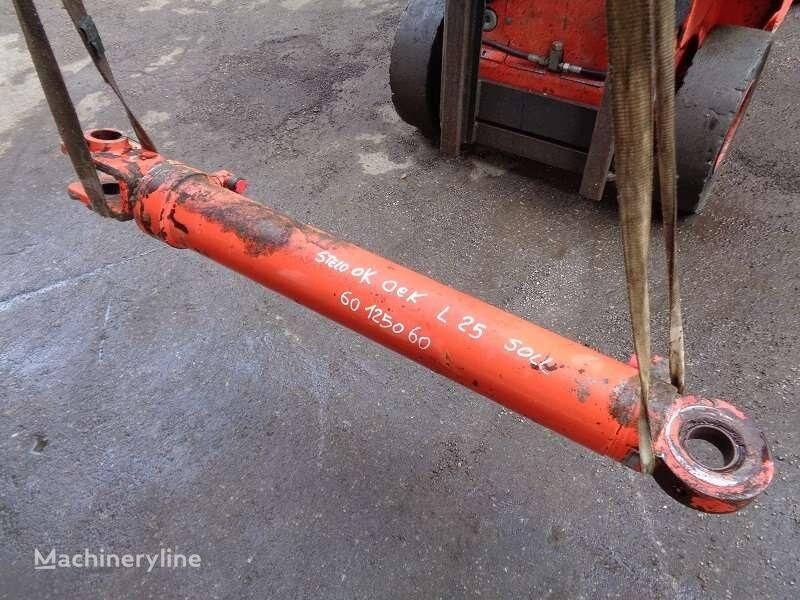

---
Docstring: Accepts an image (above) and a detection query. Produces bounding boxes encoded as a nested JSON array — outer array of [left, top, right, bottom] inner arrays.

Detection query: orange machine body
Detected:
[[480, 0, 794, 108]]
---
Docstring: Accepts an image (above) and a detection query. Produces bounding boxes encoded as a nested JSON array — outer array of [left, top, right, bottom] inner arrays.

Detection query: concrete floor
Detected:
[[1, 2, 798, 598]]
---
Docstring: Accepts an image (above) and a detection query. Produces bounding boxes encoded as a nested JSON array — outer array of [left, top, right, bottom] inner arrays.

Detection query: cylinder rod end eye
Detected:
[[653, 396, 774, 513]]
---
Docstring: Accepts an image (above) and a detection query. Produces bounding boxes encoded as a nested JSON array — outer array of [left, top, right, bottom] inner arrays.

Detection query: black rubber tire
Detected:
[[675, 25, 773, 214], [389, 0, 445, 138], [675, 0, 692, 30]]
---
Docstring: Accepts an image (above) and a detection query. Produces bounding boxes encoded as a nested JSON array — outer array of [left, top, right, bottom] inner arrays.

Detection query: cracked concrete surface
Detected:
[[1, 2, 799, 599]]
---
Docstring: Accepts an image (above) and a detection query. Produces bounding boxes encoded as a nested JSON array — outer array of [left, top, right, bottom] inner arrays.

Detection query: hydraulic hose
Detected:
[[579, 67, 607, 81], [482, 39, 607, 81], [482, 38, 539, 61]]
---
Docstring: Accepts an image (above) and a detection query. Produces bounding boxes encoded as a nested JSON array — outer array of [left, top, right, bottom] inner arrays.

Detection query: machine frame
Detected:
[[390, 0, 794, 212]]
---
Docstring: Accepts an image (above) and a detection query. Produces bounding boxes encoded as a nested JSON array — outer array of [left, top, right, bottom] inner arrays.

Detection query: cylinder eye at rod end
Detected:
[[652, 396, 774, 513]]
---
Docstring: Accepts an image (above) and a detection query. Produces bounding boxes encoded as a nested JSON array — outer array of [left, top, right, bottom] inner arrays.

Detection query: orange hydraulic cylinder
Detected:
[[66, 130, 774, 512], [132, 162, 643, 465]]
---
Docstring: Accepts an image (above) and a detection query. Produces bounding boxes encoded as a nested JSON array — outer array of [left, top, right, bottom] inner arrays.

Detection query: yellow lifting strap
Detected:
[[605, 0, 686, 474]]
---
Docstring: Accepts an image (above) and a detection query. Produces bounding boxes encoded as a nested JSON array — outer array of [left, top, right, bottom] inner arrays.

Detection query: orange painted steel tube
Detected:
[[136, 161, 644, 466], [67, 129, 774, 513]]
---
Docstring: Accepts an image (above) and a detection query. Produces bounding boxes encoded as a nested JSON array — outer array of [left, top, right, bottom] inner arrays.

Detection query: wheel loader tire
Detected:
[[675, 25, 773, 214], [389, 0, 445, 138]]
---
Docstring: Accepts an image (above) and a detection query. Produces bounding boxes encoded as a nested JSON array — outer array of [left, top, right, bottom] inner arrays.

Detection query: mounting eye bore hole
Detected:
[[102, 182, 121, 197], [89, 129, 124, 141], [684, 424, 740, 471]]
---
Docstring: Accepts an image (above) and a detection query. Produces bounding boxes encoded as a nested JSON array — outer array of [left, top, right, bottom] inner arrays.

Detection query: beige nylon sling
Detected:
[[605, 0, 686, 474]]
